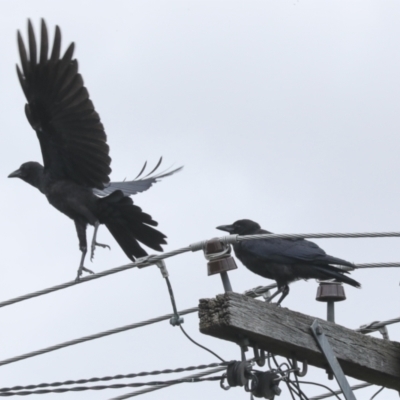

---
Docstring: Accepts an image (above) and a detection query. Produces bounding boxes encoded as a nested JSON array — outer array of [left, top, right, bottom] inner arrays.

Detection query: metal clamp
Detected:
[[292, 355, 308, 377], [253, 346, 266, 367]]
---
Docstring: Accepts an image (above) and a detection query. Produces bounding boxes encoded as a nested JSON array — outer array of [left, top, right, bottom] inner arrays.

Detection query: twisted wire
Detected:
[[0, 376, 223, 397], [108, 366, 226, 400], [356, 317, 400, 334], [353, 262, 400, 269], [243, 283, 278, 298], [0, 362, 227, 393], [224, 231, 400, 243], [0, 307, 198, 368]]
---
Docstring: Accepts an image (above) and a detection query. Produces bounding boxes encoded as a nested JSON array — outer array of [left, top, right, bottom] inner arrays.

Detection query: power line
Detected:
[[225, 231, 400, 242], [0, 376, 223, 397], [1, 231, 400, 310], [0, 362, 227, 393], [0, 279, 395, 370], [0, 283, 271, 370], [108, 366, 226, 400], [0, 246, 193, 309], [0, 232, 396, 396], [0, 307, 198, 368]]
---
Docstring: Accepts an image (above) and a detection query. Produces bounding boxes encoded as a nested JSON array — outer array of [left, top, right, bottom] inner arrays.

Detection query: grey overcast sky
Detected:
[[0, 1, 399, 399]]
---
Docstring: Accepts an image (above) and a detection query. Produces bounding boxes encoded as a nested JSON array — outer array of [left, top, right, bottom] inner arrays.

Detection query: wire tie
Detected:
[[379, 326, 390, 340], [135, 256, 153, 269], [156, 260, 169, 278]]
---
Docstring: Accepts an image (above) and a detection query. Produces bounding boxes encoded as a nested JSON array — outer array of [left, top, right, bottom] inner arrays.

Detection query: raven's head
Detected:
[[8, 162, 45, 189], [217, 219, 261, 235]]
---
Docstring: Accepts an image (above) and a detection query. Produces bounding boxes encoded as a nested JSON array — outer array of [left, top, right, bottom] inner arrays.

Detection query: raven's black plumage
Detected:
[[217, 219, 360, 304], [9, 20, 178, 279]]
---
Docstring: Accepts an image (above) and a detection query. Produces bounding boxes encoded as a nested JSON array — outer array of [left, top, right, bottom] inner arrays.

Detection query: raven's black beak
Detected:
[[8, 169, 22, 178], [216, 224, 235, 234]]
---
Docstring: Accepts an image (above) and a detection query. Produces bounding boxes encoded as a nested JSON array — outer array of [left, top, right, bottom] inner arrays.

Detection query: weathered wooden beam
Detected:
[[199, 292, 400, 391]]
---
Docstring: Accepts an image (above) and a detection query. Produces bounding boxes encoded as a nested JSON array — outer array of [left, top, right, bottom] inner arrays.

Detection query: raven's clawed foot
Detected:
[[265, 285, 290, 305], [277, 285, 290, 305], [265, 288, 283, 303], [90, 242, 111, 261], [75, 265, 95, 281]]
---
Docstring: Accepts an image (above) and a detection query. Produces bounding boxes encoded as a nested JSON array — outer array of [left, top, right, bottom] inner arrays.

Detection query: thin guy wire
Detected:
[[287, 380, 310, 400], [1, 230, 400, 310], [0, 376, 223, 396], [299, 381, 342, 400], [108, 366, 226, 400], [0, 246, 192, 309], [161, 272, 226, 363], [0, 362, 227, 393], [287, 358, 309, 400], [179, 325, 225, 363], [271, 354, 296, 400], [370, 387, 384, 400], [309, 383, 372, 399], [0, 307, 198, 368]]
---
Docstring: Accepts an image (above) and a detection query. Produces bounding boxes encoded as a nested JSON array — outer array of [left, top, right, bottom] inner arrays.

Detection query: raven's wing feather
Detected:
[[93, 162, 183, 197], [17, 19, 111, 189], [242, 238, 353, 267]]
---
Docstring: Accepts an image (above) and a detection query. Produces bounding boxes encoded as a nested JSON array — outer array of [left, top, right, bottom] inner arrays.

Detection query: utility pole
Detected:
[[199, 292, 400, 392]]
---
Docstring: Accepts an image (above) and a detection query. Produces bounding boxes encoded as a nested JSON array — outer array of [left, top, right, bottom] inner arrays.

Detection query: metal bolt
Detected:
[[273, 385, 282, 395]]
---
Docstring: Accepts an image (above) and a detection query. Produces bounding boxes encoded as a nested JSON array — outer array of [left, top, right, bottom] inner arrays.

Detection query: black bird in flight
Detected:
[[9, 20, 181, 279], [217, 219, 360, 304]]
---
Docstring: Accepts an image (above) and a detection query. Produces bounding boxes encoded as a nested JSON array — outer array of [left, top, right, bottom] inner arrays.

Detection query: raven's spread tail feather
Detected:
[[313, 265, 361, 288], [98, 190, 167, 261], [321, 255, 355, 269]]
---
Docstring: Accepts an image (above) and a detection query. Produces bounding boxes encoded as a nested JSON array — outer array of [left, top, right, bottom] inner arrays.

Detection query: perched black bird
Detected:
[[217, 219, 360, 304], [9, 20, 181, 279]]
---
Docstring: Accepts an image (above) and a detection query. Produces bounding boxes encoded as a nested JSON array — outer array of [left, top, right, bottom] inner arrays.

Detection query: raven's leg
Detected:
[[90, 221, 111, 261], [75, 220, 94, 280], [265, 287, 283, 303], [277, 285, 290, 305]]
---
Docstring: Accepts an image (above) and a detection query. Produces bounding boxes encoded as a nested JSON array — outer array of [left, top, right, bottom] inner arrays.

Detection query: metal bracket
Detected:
[[311, 320, 357, 400]]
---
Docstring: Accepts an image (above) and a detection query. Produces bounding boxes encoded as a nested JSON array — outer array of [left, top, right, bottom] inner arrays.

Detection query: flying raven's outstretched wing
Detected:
[[17, 19, 111, 189], [93, 159, 183, 197], [11, 20, 183, 280]]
